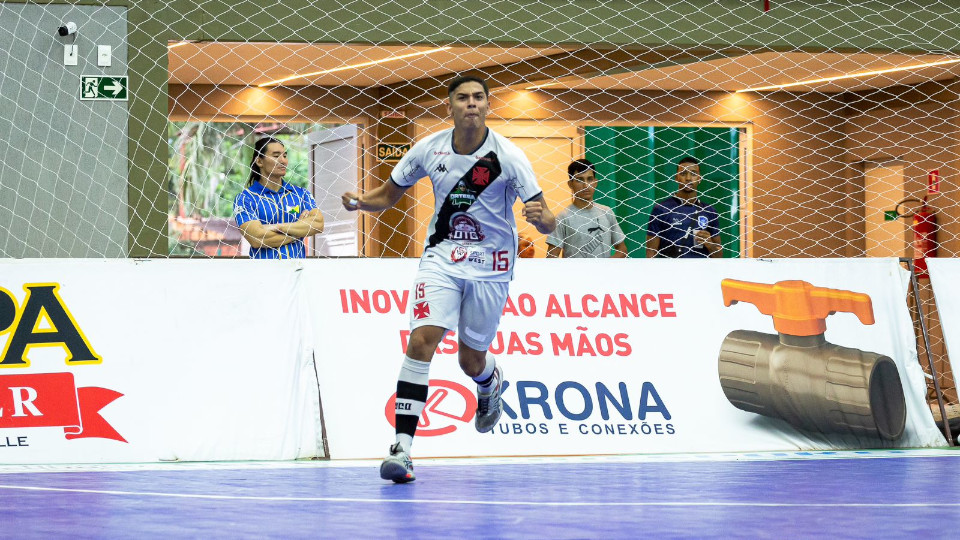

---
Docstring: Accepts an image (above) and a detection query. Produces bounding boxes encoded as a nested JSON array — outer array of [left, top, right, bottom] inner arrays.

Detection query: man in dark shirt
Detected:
[[646, 156, 722, 258]]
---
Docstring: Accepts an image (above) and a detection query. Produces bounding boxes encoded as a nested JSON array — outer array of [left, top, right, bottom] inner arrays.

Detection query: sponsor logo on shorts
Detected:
[[385, 379, 477, 436]]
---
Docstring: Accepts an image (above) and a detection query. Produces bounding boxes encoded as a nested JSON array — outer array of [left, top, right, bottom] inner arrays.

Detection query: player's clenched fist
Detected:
[[341, 192, 360, 211], [522, 200, 543, 224], [521, 199, 556, 234]]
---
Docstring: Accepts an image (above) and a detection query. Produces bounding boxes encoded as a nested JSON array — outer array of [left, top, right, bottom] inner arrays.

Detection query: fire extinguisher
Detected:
[[898, 197, 938, 278]]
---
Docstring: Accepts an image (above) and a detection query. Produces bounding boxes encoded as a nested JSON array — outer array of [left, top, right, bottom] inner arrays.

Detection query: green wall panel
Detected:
[[585, 126, 740, 257]]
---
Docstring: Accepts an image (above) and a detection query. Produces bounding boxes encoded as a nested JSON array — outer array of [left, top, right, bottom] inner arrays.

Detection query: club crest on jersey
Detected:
[[472, 166, 491, 186], [448, 212, 485, 243], [697, 215, 709, 228], [451, 246, 468, 262]]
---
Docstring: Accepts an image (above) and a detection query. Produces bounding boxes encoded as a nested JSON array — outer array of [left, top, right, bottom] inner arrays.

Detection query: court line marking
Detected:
[[0, 448, 957, 475], [0, 484, 958, 507]]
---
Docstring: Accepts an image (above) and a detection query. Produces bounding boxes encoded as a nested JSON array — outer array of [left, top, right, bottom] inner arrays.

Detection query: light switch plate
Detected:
[[97, 45, 112, 67], [64, 44, 78, 66]]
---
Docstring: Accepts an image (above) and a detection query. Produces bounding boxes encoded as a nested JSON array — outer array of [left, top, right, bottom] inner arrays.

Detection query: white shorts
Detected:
[[409, 267, 509, 351]]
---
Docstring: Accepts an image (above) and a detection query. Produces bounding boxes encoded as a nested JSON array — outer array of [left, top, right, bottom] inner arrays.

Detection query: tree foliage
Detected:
[[166, 122, 331, 254]]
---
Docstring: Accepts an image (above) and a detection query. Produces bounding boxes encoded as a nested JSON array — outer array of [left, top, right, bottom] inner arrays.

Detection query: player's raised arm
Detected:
[[342, 180, 408, 212]]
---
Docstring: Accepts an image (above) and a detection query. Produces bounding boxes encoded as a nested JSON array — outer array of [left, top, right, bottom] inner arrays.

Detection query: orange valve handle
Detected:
[[721, 279, 875, 336]]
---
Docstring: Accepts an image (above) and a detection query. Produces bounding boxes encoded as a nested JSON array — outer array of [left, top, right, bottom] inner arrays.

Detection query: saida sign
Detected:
[[377, 142, 410, 162]]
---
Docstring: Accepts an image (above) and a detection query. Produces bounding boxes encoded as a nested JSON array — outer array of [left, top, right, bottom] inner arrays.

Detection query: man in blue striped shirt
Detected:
[[234, 137, 325, 259]]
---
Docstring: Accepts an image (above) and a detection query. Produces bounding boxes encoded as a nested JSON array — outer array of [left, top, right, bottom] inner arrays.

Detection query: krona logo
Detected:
[[385, 379, 477, 436]]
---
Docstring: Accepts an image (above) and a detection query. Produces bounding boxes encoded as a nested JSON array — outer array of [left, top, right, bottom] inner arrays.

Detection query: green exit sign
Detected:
[[884, 210, 899, 221], [80, 75, 128, 101]]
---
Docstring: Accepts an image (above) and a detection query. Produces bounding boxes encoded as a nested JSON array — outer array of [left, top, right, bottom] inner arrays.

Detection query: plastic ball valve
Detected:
[[718, 279, 906, 440]]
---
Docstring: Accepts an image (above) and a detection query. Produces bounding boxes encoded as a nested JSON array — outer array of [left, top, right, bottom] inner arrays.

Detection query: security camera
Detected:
[[57, 22, 78, 37]]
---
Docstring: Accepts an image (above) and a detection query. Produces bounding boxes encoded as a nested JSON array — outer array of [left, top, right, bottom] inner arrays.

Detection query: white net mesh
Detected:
[[1, 1, 958, 402], [2, 1, 958, 260]]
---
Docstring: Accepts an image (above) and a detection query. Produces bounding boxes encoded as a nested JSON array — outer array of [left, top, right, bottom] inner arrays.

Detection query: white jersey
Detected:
[[391, 128, 543, 281]]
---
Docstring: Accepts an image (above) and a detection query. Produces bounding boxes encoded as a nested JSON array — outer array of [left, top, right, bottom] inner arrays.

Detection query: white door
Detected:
[[863, 161, 905, 258], [308, 124, 361, 256]]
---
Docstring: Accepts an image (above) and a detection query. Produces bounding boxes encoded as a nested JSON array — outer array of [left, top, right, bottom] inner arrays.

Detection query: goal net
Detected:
[[1, 1, 958, 410]]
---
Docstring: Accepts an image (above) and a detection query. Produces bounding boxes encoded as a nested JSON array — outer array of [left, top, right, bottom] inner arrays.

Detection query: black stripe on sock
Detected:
[[396, 414, 419, 437], [395, 380, 428, 438], [397, 380, 428, 402], [476, 372, 495, 387]]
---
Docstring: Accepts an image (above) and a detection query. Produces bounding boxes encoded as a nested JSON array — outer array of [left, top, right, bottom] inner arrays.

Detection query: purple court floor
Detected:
[[2, 449, 959, 538]]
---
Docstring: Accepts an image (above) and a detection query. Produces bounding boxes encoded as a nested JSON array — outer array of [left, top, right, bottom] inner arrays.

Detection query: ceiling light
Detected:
[[737, 58, 960, 92], [258, 47, 453, 87], [526, 81, 562, 90], [168, 41, 197, 49]]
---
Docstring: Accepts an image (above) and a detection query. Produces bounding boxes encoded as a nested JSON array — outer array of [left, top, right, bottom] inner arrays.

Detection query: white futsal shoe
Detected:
[[475, 365, 504, 433], [380, 442, 415, 483]]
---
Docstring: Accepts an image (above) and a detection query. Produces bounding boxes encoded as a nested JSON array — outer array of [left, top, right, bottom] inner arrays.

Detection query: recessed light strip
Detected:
[[257, 47, 453, 87], [737, 58, 960, 93], [526, 81, 562, 90]]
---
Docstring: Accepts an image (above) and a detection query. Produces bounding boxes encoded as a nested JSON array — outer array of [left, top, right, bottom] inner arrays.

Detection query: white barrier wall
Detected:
[[0, 258, 946, 463], [0, 259, 322, 463], [307, 258, 944, 459], [927, 259, 960, 395]]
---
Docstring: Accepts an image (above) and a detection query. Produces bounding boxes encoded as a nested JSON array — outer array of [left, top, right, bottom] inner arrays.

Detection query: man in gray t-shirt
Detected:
[[547, 159, 628, 258]]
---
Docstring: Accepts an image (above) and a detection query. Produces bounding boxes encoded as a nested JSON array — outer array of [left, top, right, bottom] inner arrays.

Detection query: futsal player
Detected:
[[341, 76, 556, 483]]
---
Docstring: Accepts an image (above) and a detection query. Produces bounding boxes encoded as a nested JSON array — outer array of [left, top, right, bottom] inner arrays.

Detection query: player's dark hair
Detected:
[[447, 76, 489, 97], [568, 158, 595, 179], [248, 137, 284, 187], [678, 156, 700, 167]]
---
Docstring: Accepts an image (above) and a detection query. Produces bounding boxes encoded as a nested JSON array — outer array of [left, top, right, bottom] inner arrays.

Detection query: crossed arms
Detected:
[[239, 208, 325, 249]]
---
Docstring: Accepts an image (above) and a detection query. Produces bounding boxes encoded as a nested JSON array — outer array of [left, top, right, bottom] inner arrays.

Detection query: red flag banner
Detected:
[[0, 372, 126, 442]]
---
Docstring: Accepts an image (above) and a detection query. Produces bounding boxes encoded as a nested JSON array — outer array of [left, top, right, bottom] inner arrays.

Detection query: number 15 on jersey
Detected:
[[493, 250, 510, 272]]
